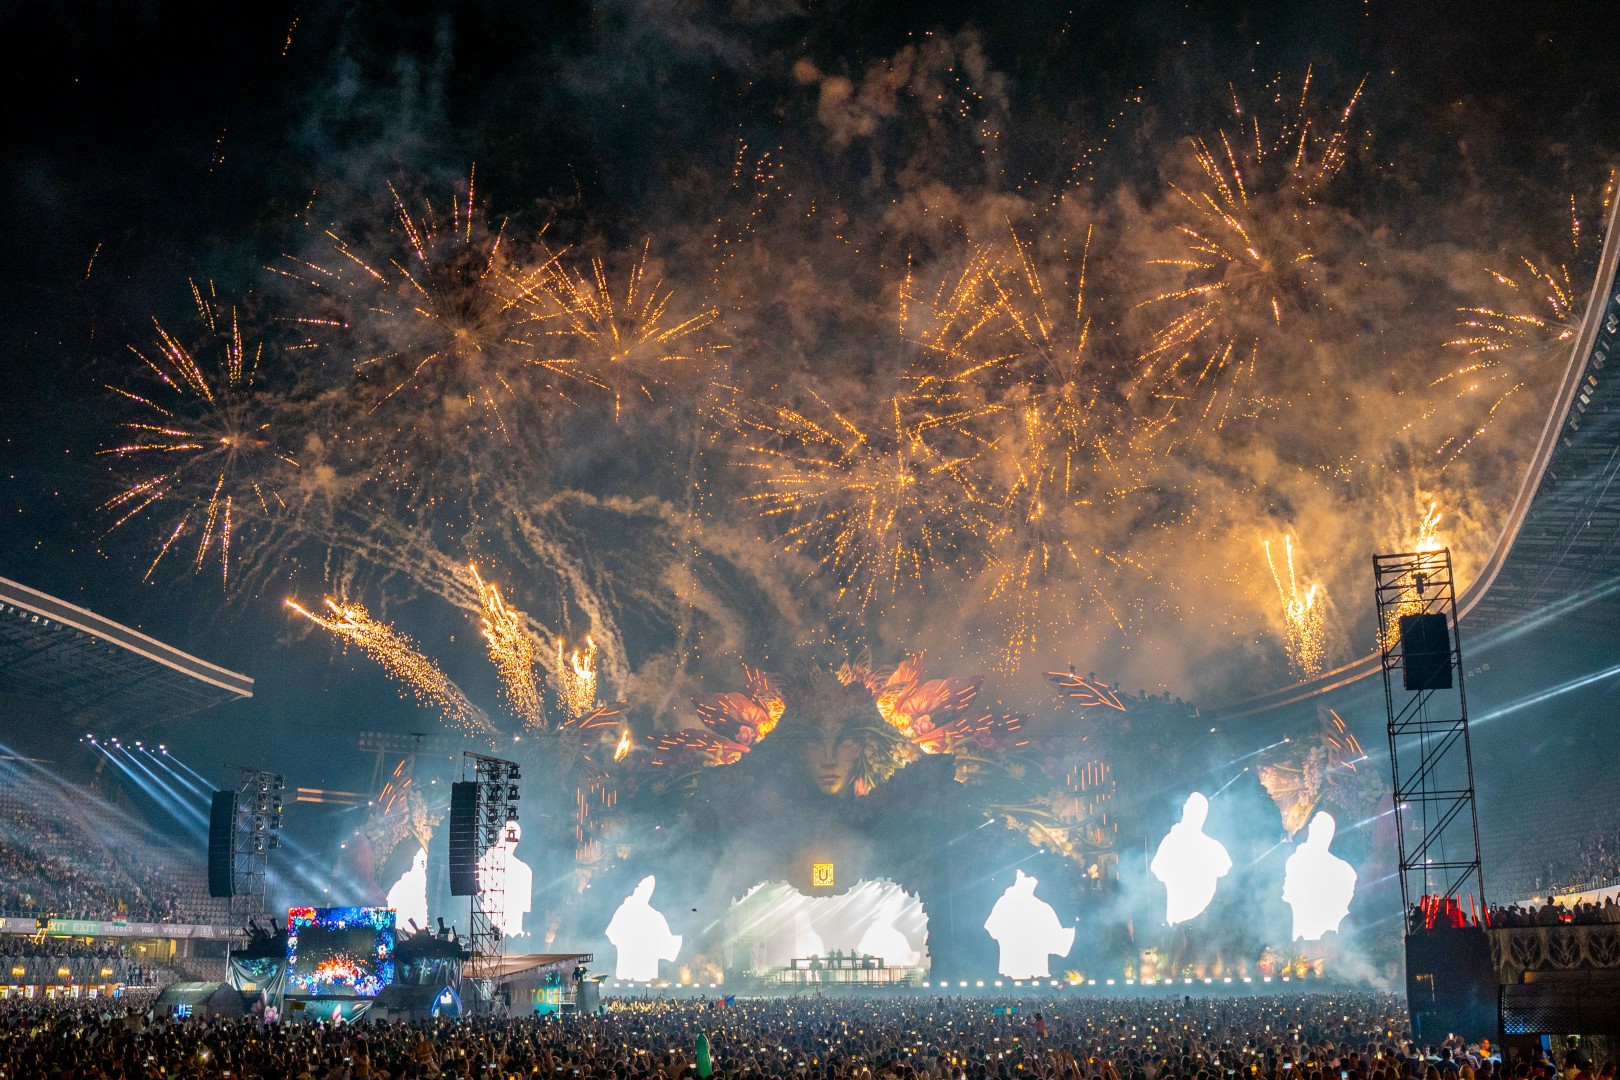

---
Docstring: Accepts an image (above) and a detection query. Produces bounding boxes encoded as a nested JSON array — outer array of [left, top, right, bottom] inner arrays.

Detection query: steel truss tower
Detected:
[[1373, 548, 1485, 914], [228, 766, 284, 924], [463, 751, 520, 1014]]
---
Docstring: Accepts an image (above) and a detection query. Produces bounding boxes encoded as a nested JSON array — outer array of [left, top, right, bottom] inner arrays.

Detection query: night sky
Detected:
[[2, 0, 1618, 794]]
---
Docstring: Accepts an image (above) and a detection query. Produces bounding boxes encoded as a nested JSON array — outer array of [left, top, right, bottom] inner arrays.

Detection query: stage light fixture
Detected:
[[507, 765, 520, 780], [507, 784, 519, 801]]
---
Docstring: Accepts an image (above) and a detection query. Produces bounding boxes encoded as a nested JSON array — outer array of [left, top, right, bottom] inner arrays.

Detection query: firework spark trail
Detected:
[[529, 240, 721, 419], [1136, 70, 1364, 424], [284, 597, 490, 732], [556, 636, 599, 719], [1375, 501, 1448, 652], [469, 563, 544, 728], [1414, 502, 1444, 553], [99, 282, 298, 587], [730, 389, 997, 611], [1263, 535, 1326, 678]]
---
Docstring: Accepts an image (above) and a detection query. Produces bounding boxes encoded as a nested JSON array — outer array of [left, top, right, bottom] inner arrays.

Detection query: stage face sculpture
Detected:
[[1151, 792, 1232, 925], [773, 671, 906, 796], [385, 845, 429, 932], [1281, 811, 1356, 940], [606, 875, 682, 981], [983, 870, 1075, 979]]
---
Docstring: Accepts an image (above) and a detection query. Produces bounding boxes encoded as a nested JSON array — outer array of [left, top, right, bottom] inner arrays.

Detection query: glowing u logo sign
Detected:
[[1151, 792, 1232, 925]]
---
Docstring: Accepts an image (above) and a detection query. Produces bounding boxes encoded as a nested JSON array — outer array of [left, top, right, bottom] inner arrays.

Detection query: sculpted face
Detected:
[[803, 715, 864, 794], [791, 683, 877, 795]]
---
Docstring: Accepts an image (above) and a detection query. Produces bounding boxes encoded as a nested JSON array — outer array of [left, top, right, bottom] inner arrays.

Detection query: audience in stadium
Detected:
[[0, 789, 223, 924], [1503, 827, 1620, 901], [1487, 897, 1620, 928], [0, 991, 1545, 1080]]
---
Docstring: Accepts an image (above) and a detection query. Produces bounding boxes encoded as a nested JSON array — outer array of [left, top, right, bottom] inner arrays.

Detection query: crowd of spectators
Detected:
[[0, 991, 1548, 1080], [0, 784, 222, 924], [1487, 897, 1620, 927], [1501, 826, 1620, 901], [0, 936, 138, 960]]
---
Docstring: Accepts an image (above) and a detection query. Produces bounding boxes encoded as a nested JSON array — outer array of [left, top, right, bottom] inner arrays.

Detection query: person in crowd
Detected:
[[0, 990, 1562, 1080]]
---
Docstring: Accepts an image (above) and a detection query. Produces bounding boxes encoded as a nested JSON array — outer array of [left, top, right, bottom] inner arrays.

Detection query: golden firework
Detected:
[[273, 169, 551, 440], [1264, 535, 1326, 678], [556, 636, 599, 719], [1435, 256, 1584, 463], [99, 281, 298, 587], [469, 563, 544, 728], [529, 241, 720, 418], [902, 223, 1141, 663], [730, 390, 995, 611], [284, 597, 487, 732], [1137, 69, 1364, 423]]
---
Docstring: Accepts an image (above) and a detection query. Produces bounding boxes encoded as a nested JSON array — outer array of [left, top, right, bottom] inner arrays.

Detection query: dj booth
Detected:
[[773, 954, 911, 985]]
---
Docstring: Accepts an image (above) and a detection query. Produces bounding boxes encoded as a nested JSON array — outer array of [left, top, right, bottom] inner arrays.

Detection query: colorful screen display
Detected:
[[286, 906, 396, 997]]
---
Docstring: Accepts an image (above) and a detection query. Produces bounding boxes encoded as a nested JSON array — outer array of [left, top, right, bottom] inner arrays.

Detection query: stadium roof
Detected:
[[0, 575, 252, 729], [1210, 194, 1620, 719]]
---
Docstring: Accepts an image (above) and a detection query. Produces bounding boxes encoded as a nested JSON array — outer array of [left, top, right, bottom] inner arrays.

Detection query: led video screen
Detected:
[[286, 906, 396, 997]]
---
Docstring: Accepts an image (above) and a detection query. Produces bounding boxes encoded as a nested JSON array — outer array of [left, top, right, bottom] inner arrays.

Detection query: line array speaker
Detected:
[[448, 780, 480, 896], [1399, 612, 1453, 691], [207, 791, 236, 898]]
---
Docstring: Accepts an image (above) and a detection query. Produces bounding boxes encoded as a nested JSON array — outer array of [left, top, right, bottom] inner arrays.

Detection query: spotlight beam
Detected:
[[140, 747, 212, 800]]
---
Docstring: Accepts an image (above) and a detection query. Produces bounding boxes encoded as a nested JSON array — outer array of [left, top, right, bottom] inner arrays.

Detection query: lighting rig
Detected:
[[463, 751, 520, 1013]]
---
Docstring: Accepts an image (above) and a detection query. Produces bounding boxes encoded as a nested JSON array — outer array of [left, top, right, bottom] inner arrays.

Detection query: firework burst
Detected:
[[903, 223, 1142, 663], [99, 281, 299, 587], [1137, 69, 1364, 424], [1436, 256, 1585, 463], [529, 241, 721, 419], [1264, 535, 1326, 678], [274, 170, 553, 453], [730, 390, 996, 611]]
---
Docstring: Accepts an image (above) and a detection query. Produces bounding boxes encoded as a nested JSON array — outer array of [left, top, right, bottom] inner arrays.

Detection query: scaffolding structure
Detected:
[[463, 752, 520, 1014], [1373, 548, 1485, 914], [227, 766, 284, 925]]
